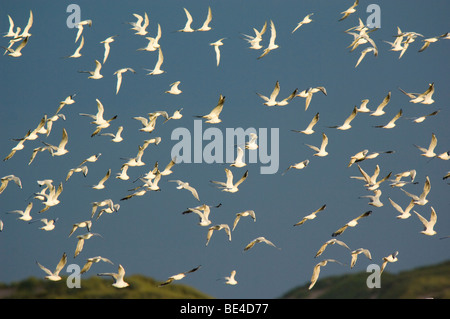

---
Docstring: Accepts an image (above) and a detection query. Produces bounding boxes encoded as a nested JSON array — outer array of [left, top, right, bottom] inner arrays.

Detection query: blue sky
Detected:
[[0, 0, 449, 299]]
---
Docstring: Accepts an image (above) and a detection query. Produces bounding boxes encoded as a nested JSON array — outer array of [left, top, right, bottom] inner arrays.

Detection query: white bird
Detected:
[[374, 109, 403, 129], [399, 83, 435, 105], [389, 198, 415, 219], [355, 46, 378, 68], [353, 164, 392, 191], [56, 94, 76, 115], [182, 204, 215, 227], [257, 81, 297, 106], [169, 180, 200, 201], [224, 270, 238, 285], [401, 176, 431, 206], [68, 220, 92, 237], [414, 133, 437, 158], [197, 6, 213, 31], [37, 182, 63, 213], [210, 38, 225, 66], [81, 256, 113, 274], [328, 106, 358, 130], [230, 146, 247, 168], [245, 133, 258, 150], [100, 35, 118, 64], [370, 92, 391, 116], [359, 189, 383, 207], [0, 175, 22, 194], [2, 36, 28, 57], [79, 60, 103, 79], [291, 112, 320, 135], [133, 115, 157, 133], [65, 165, 88, 181], [75, 19, 92, 43], [418, 34, 446, 52], [195, 94, 226, 124], [36, 252, 67, 281], [4, 15, 16, 38], [394, 169, 417, 183], [158, 265, 201, 287], [101, 126, 124, 143], [134, 12, 149, 35], [296, 86, 327, 111], [437, 151, 449, 161], [30, 218, 58, 231], [339, 0, 359, 21], [243, 236, 279, 251], [309, 259, 343, 290], [98, 264, 130, 288], [305, 133, 329, 157], [356, 99, 371, 113], [232, 210, 256, 231], [160, 157, 177, 176], [92, 169, 111, 190], [114, 67, 136, 94], [165, 81, 182, 95], [206, 224, 232, 246], [65, 35, 84, 58], [414, 207, 437, 236], [3, 131, 31, 161], [211, 169, 248, 193], [282, 159, 309, 175], [42, 128, 69, 156], [258, 20, 279, 59], [314, 239, 351, 258], [163, 108, 183, 124], [178, 8, 195, 32], [7, 202, 33, 221], [293, 204, 327, 226], [408, 110, 440, 124], [129, 13, 148, 33], [292, 13, 314, 33], [348, 149, 369, 168], [350, 248, 372, 268], [95, 203, 120, 221], [74, 232, 102, 258], [380, 251, 398, 274], [331, 210, 372, 237], [242, 21, 267, 50], [145, 47, 165, 75], [80, 99, 117, 137], [79, 153, 102, 166]]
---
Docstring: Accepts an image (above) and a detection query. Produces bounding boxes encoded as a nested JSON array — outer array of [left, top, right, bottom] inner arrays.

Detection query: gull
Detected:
[[133, 115, 157, 133], [224, 270, 238, 285], [165, 81, 182, 95], [79, 153, 102, 166], [65, 165, 88, 181], [100, 35, 118, 64], [348, 149, 369, 167], [296, 86, 327, 111], [195, 94, 226, 124], [408, 110, 440, 123], [145, 47, 165, 75], [293, 204, 327, 226], [211, 169, 248, 193], [78, 60, 103, 79], [56, 94, 76, 115], [163, 108, 184, 123], [28, 145, 53, 165], [291, 112, 320, 135], [314, 239, 351, 258], [134, 12, 149, 36], [169, 180, 200, 201], [36, 252, 67, 281], [2, 36, 28, 57], [370, 92, 391, 116], [197, 6, 213, 31], [355, 46, 378, 67], [243, 236, 279, 252], [81, 256, 113, 274], [138, 34, 160, 52], [241, 21, 267, 50], [353, 164, 392, 190], [374, 109, 403, 129], [210, 38, 225, 66], [230, 146, 247, 168], [282, 159, 309, 175], [331, 210, 372, 237], [74, 233, 102, 258], [4, 15, 16, 37], [182, 205, 212, 227], [24, 115, 47, 141], [41, 113, 66, 137], [350, 248, 372, 268], [380, 251, 398, 274], [398, 83, 435, 105], [305, 133, 329, 157], [178, 8, 195, 32], [339, 0, 359, 21], [394, 169, 417, 183], [418, 34, 447, 52], [206, 224, 232, 246], [414, 207, 437, 236], [232, 210, 256, 231], [80, 99, 117, 136], [158, 265, 201, 287], [129, 13, 148, 33], [3, 131, 31, 161], [42, 128, 69, 156], [292, 13, 314, 33], [64, 35, 84, 58], [160, 157, 177, 176], [92, 169, 111, 190], [356, 99, 371, 113], [114, 67, 136, 94], [328, 106, 358, 130], [75, 19, 92, 43], [437, 151, 449, 161], [258, 20, 279, 59], [245, 133, 258, 150], [37, 182, 63, 213], [91, 199, 116, 218], [414, 133, 437, 158], [98, 264, 129, 288], [68, 220, 92, 237], [101, 126, 124, 143], [7, 202, 33, 221], [95, 203, 120, 221], [30, 218, 58, 231], [0, 175, 22, 194], [309, 259, 343, 290], [257, 81, 297, 106], [122, 145, 146, 167], [389, 198, 415, 219], [137, 171, 162, 192], [359, 189, 383, 207]]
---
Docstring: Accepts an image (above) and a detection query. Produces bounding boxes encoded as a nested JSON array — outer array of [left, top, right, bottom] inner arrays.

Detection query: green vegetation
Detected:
[[281, 260, 450, 299]]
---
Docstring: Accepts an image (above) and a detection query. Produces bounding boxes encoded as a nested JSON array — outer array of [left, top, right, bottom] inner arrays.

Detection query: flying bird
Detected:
[[114, 67, 136, 94], [380, 251, 398, 274], [305, 133, 329, 157], [210, 38, 225, 66], [230, 146, 247, 168], [328, 106, 358, 130], [370, 92, 391, 116], [65, 165, 88, 181], [408, 110, 440, 123], [211, 169, 248, 193], [224, 270, 238, 285], [0, 175, 22, 194], [232, 210, 256, 231], [293, 204, 327, 226], [169, 180, 200, 201], [309, 259, 343, 290], [158, 265, 201, 286], [245, 133, 258, 150], [197, 6, 213, 31], [98, 264, 130, 288], [100, 35, 118, 64], [414, 133, 437, 158], [7, 202, 33, 221], [74, 233, 102, 258], [388, 198, 415, 219], [165, 81, 182, 95], [75, 19, 92, 43], [243, 236, 279, 251], [68, 220, 92, 237], [178, 8, 195, 32], [296, 87, 327, 111], [291, 112, 320, 135], [355, 46, 378, 67], [36, 252, 67, 281], [101, 126, 124, 143], [195, 94, 226, 124], [350, 248, 372, 268], [314, 239, 351, 258], [81, 256, 113, 274], [401, 176, 431, 206], [242, 21, 267, 50], [359, 189, 384, 207], [64, 35, 84, 58], [206, 224, 232, 246], [282, 159, 309, 175], [339, 0, 359, 21], [292, 13, 314, 33], [414, 207, 437, 236], [92, 169, 111, 190], [374, 109, 403, 129], [78, 60, 103, 79], [332, 211, 372, 237], [2, 36, 28, 57], [258, 20, 279, 59], [398, 83, 435, 105], [256, 81, 297, 106], [145, 47, 165, 75]]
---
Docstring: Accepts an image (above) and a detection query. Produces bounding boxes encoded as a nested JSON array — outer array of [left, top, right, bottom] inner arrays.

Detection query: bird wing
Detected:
[[54, 252, 68, 275], [234, 170, 248, 187]]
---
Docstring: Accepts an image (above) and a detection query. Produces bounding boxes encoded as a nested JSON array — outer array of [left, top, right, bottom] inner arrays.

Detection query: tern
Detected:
[[79, 153, 102, 166], [92, 169, 111, 190], [314, 239, 351, 258], [78, 60, 103, 79], [81, 256, 113, 274], [4, 15, 16, 38], [80, 99, 117, 136], [197, 6, 213, 31], [101, 35, 118, 63], [331, 210, 372, 237], [257, 81, 297, 106], [359, 189, 383, 207], [211, 169, 248, 193], [169, 180, 200, 201], [182, 205, 213, 227], [64, 35, 84, 58], [2, 36, 28, 57], [370, 92, 391, 116], [339, 0, 359, 21], [98, 264, 130, 288], [7, 202, 33, 221], [355, 46, 378, 67], [134, 12, 149, 35], [224, 270, 238, 285], [245, 133, 258, 150], [414, 133, 437, 158], [374, 109, 403, 129], [74, 233, 102, 258], [194, 94, 225, 124], [292, 13, 314, 33], [165, 81, 182, 95], [95, 203, 120, 221], [114, 67, 136, 94], [37, 182, 63, 213], [282, 159, 309, 175], [291, 112, 320, 135], [145, 47, 165, 75], [393, 169, 417, 183], [206, 224, 232, 246], [418, 34, 447, 52], [348, 149, 369, 167], [437, 151, 449, 160], [230, 146, 247, 168], [178, 8, 195, 32], [242, 21, 267, 50], [56, 94, 76, 114], [129, 13, 148, 33], [68, 220, 92, 237], [244, 236, 279, 251], [328, 106, 358, 130], [258, 20, 279, 59], [159, 265, 201, 287], [389, 198, 415, 219], [309, 259, 343, 290], [294, 204, 327, 226], [296, 86, 327, 111], [75, 19, 92, 43], [353, 164, 392, 191], [36, 252, 67, 281], [0, 175, 22, 194], [398, 83, 435, 105], [414, 207, 437, 236], [305, 133, 329, 157], [101, 126, 124, 143], [408, 110, 440, 123], [160, 157, 177, 176], [30, 218, 58, 231], [356, 99, 371, 113], [210, 38, 225, 66], [65, 165, 88, 181], [42, 128, 69, 156], [350, 248, 372, 268], [163, 109, 183, 123], [3, 131, 31, 161], [232, 210, 256, 231], [380, 251, 398, 274]]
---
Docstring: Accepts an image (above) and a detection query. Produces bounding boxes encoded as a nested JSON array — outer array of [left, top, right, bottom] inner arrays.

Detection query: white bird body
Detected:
[[145, 47, 165, 75], [206, 224, 232, 246], [230, 146, 247, 168], [245, 133, 258, 150], [7, 202, 33, 221], [374, 109, 403, 129], [332, 211, 372, 237], [296, 86, 327, 111], [169, 180, 200, 201], [114, 67, 136, 94], [356, 99, 371, 113], [329, 106, 358, 130], [309, 259, 343, 289], [74, 232, 102, 258], [165, 81, 182, 95], [211, 169, 248, 193], [31, 218, 58, 231], [292, 13, 314, 33], [242, 21, 267, 50], [101, 35, 117, 63], [243, 236, 278, 251], [159, 265, 201, 286], [292, 113, 320, 135], [79, 60, 103, 79], [178, 8, 195, 32], [415, 133, 437, 158], [389, 198, 415, 219], [98, 264, 130, 288], [414, 207, 437, 236], [294, 204, 326, 226], [197, 7, 213, 31], [381, 251, 398, 274], [370, 92, 391, 116], [3, 36, 28, 57], [0, 174, 22, 194], [92, 169, 111, 190], [81, 256, 113, 274], [210, 38, 225, 66], [36, 252, 67, 281], [315, 239, 350, 258], [68, 220, 92, 237], [258, 20, 279, 59], [339, 0, 359, 21], [283, 159, 309, 175], [195, 95, 225, 124], [305, 133, 329, 157], [360, 189, 383, 207], [232, 210, 256, 231], [65, 165, 88, 181], [225, 270, 238, 285], [401, 176, 431, 206], [101, 126, 124, 143], [350, 248, 372, 268]]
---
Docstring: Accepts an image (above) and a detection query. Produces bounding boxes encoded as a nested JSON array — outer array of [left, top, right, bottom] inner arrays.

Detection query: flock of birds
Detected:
[[1, 2, 449, 296]]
